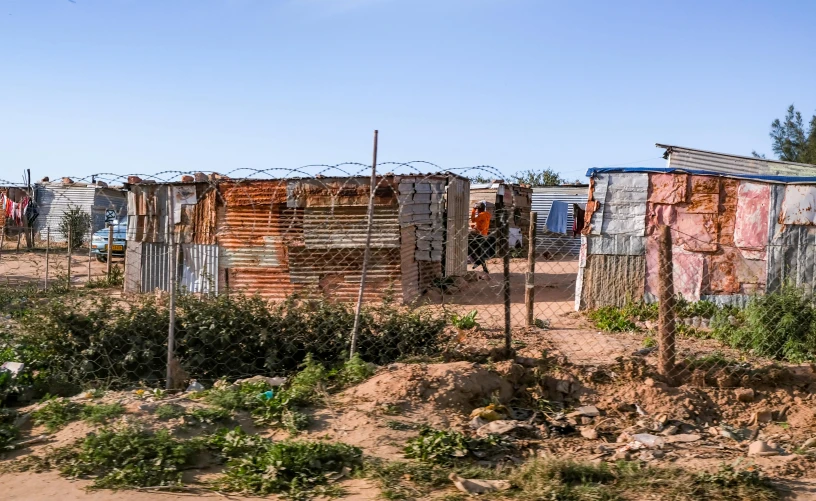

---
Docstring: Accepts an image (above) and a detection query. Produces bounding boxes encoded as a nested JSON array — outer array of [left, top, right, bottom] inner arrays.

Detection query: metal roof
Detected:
[[656, 143, 816, 177], [586, 167, 816, 185]]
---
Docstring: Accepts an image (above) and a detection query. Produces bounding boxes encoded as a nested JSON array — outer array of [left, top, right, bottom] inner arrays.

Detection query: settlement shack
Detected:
[[469, 182, 532, 248], [576, 145, 816, 310], [123, 174, 470, 304], [35, 179, 127, 242]]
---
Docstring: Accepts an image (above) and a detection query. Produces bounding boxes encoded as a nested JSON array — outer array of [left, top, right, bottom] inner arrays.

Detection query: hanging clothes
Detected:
[[573, 204, 586, 237], [546, 201, 569, 234]]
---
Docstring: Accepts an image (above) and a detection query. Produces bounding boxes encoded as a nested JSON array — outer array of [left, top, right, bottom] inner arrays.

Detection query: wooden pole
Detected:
[[106, 224, 113, 281], [350, 129, 378, 358], [0, 230, 4, 264], [88, 232, 92, 283], [166, 198, 178, 391], [658, 224, 676, 380], [525, 211, 538, 327], [501, 207, 511, 353], [44, 227, 49, 290]]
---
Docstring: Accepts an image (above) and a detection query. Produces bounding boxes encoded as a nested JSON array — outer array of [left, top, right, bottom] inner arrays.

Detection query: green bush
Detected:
[[32, 397, 84, 432], [0, 408, 19, 450], [403, 427, 505, 465], [587, 306, 637, 332], [58, 205, 91, 250]]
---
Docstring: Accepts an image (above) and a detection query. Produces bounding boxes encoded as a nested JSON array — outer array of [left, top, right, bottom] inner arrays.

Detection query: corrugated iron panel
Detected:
[[401, 225, 419, 303], [531, 186, 587, 256], [589, 173, 648, 236], [661, 144, 816, 177], [217, 205, 301, 268], [36, 185, 99, 242], [225, 268, 294, 301], [140, 242, 173, 292], [578, 254, 645, 310], [303, 206, 400, 248], [444, 176, 470, 276], [180, 243, 219, 294], [585, 235, 645, 256]]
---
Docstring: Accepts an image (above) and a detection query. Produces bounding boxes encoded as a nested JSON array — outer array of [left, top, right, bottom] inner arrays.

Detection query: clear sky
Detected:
[[1, 0, 814, 183]]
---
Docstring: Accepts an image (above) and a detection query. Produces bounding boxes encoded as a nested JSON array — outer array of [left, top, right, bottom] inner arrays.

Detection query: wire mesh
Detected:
[[1, 167, 810, 397]]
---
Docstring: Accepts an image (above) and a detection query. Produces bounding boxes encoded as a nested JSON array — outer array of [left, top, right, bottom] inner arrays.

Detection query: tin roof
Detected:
[[586, 167, 816, 185], [656, 144, 816, 177]]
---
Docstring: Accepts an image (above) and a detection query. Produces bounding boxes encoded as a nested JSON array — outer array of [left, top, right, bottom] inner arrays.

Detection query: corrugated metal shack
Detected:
[[35, 180, 127, 242], [123, 174, 470, 304], [469, 182, 532, 247], [576, 146, 816, 310], [531, 185, 587, 256]]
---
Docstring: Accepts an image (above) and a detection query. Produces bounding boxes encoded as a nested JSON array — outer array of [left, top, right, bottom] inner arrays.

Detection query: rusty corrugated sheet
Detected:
[[579, 254, 645, 309], [218, 205, 299, 268], [303, 206, 400, 249], [288, 177, 398, 208], [648, 173, 687, 204]]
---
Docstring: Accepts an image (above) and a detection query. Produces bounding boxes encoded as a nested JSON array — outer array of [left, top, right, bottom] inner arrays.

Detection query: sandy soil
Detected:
[[0, 249, 121, 286]]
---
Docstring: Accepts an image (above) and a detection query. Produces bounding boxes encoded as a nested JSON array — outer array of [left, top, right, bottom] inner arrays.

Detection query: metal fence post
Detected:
[[67, 225, 72, 287], [166, 241, 177, 391], [350, 130, 378, 358], [106, 224, 113, 281], [501, 208, 511, 353], [525, 211, 538, 327], [658, 224, 677, 380]]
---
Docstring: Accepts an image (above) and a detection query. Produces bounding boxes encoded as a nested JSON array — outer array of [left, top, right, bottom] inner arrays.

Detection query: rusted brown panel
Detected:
[[580, 178, 597, 235], [686, 194, 719, 213], [218, 180, 289, 207], [193, 188, 217, 244], [226, 267, 294, 302], [648, 173, 687, 204], [218, 204, 301, 269], [708, 251, 740, 294], [690, 175, 720, 194], [720, 178, 739, 208], [718, 210, 736, 246], [292, 177, 398, 208]]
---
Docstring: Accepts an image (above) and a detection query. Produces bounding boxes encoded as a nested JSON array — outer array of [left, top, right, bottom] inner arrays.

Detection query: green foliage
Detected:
[[510, 459, 778, 501], [32, 397, 84, 432], [712, 285, 816, 362], [81, 403, 125, 425], [61, 426, 199, 489], [587, 306, 637, 332], [510, 168, 564, 187], [338, 354, 377, 387], [58, 205, 91, 250], [84, 265, 124, 289], [154, 404, 186, 420], [403, 427, 504, 465], [681, 300, 718, 319], [9, 292, 445, 393], [0, 408, 19, 450], [468, 173, 498, 184], [450, 310, 479, 330], [187, 407, 232, 425], [768, 104, 816, 164], [642, 336, 657, 348], [365, 459, 504, 501], [206, 428, 363, 498]]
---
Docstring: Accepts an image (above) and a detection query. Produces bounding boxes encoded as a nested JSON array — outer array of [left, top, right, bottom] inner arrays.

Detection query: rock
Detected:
[[194, 172, 209, 182], [720, 429, 739, 441], [664, 434, 702, 444], [736, 388, 755, 403], [580, 416, 594, 425], [748, 441, 778, 457], [660, 425, 679, 436], [802, 437, 816, 449], [181, 175, 194, 183], [449, 473, 511, 494], [612, 451, 631, 461], [581, 428, 599, 440], [617, 432, 632, 443], [476, 420, 536, 438], [469, 416, 490, 430], [234, 375, 287, 387], [127, 176, 142, 184], [616, 402, 636, 413], [567, 405, 600, 418], [639, 450, 665, 461], [749, 410, 774, 425]]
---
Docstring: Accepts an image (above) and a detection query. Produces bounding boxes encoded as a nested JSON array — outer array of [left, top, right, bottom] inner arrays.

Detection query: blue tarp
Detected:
[[586, 167, 816, 184]]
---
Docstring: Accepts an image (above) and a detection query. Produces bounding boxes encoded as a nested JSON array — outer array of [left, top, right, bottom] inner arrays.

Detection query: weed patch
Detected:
[[365, 459, 504, 501], [32, 397, 84, 432], [403, 427, 506, 465], [81, 403, 125, 425]]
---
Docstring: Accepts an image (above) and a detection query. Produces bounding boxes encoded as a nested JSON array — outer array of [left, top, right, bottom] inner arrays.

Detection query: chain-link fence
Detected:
[[1, 167, 813, 396]]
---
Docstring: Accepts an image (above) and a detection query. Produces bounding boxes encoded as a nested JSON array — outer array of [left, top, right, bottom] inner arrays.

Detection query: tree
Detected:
[[59, 205, 91, 250], [511, 168, 564, 186], [767, 105, 816, 164]]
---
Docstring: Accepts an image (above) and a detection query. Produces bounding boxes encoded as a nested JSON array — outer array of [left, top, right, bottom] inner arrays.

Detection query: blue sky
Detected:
[[1, 0, 814, 183]]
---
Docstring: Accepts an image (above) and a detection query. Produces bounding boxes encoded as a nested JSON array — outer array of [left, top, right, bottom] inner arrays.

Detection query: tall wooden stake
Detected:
[[67, 225, 72, 288], [106, 224, 114, 281], [350, 130, 378, 358], [44, 227, 49, 290], [525, 211, 538, 327], [501, 208, 511, 353], [658, 224, 676, 380]]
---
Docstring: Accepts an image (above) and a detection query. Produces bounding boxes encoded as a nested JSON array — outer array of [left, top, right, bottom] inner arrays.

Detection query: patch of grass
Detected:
[[61, 426, 200, 489], [337, 354, 377, 387], [154, 403, 186, 420], [686, 351, 739, 371], [206, 427, 362, 498], [403, 427, 506, 465], [511, 459, 778, 501], [588, 306, 637, 332], [32, 397, 84, 432], [642, 336, 657, 348], [365, 459, 504, 501], [81, 403, 125, 425], [385, 420, 417, 431], [187, 407, 232, 425], [450, 310, 479, 330]]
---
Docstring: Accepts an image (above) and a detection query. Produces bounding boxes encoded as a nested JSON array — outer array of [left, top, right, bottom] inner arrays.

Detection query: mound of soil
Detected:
[[343, 361, 513, 413]]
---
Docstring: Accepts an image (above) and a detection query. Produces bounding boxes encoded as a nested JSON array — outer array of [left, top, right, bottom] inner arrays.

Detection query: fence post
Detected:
[[0, 230, 4, 264], [44, 228, 49, 290], [525, 211, 538, 327], [106, 224, 113, 281], [88, 231, 92, 283], [350, 129, 378, 358], [501, 208, 512, 353], [658, 224, 676, 380], [67, 225, 72, 288], [167, 241, 178, 390]]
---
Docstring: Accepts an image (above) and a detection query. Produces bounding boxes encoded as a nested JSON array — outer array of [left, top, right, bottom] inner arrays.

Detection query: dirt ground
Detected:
[[0, 248, 121, 286]]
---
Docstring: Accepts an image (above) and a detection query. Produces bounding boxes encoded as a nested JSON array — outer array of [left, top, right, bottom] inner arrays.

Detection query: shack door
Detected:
[[444, 177, 470, 277]]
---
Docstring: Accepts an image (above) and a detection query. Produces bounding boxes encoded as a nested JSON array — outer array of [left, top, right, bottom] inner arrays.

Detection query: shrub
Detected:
[[0, 409, 19, 450], [403, 427, 505, 465], [450, 310, 479, 330], [58, 205, 91, 250], [32, 397, 84, 432], [588, 306, 637, 332]]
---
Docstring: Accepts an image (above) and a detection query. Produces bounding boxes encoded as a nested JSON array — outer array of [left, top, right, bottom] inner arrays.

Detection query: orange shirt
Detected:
[[471, 209, 491, 236]]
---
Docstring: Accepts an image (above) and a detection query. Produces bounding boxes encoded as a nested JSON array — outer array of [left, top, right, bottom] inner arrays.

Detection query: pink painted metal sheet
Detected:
[[648, 173, 687, 205], [779, 185, 816, 226], [645, 237, 703, 302], [675, 208, 718, 252], [733, 181, 770, 260]]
